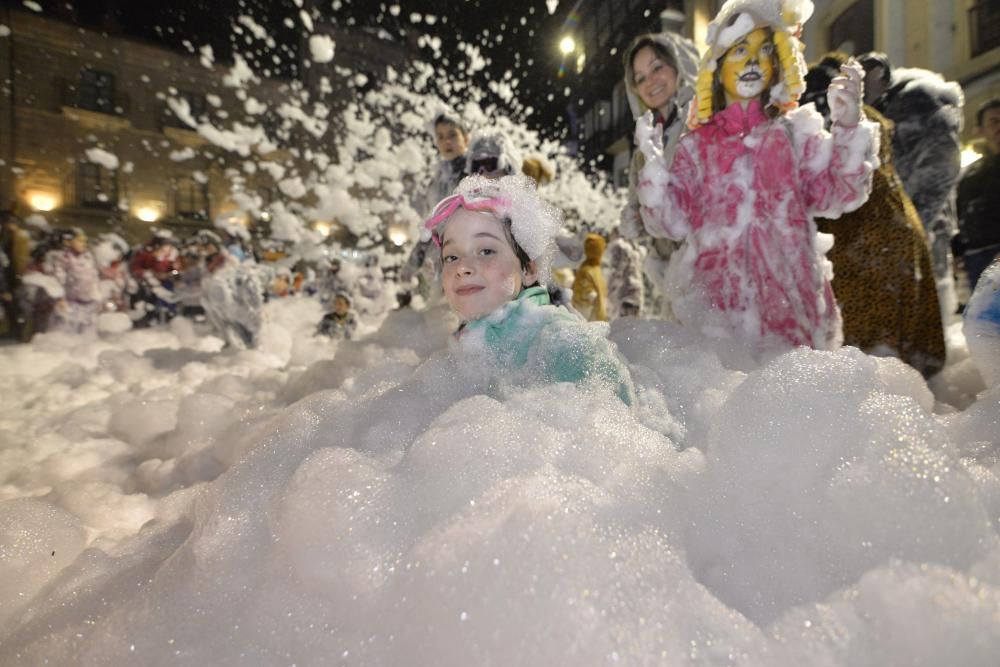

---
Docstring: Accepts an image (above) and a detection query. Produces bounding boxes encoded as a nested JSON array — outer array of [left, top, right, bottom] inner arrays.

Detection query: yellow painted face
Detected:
[[720, 28, 776, 105]]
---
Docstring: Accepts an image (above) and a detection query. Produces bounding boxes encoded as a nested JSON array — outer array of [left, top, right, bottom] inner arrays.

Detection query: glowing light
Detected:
[[559, 36, 575, 55], [314, 221, 332, 237], [136, 206, 160, 223], [27, 191, 58, 212], [388, 225, 409, 247], [961, 146, 982, 169]]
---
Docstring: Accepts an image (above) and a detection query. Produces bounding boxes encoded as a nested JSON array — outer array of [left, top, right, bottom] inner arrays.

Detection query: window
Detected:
[[583, 16, 597, 59], [174, 176, 210, 220], [612, 81, 627, 135], [165, 90, 208, 128], [78, 162, 118, 208], [583, 106, 596, 141], [78, 69, 116, 114], [970, 2, 1000, 57], [597, 3, 612, 48], [597, 100, 612, 132], [828, 0, 874, 54]]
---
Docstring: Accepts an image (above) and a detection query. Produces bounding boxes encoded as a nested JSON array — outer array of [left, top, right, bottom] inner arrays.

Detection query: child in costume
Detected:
[[636, 0, 877, 351], [45, 228, 101, 334], [424, 175, 635, 405], [317, 292, 359, 340], [572, 233, 609, 321]]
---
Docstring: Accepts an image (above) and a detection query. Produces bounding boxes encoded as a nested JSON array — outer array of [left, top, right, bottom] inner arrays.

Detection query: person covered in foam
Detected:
[[635, 0, 878, 352], [424, 174, 635, 405]]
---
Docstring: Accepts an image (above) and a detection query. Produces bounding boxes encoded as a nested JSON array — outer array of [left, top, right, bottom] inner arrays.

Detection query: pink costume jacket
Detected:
[[638, 99, 878, 350]]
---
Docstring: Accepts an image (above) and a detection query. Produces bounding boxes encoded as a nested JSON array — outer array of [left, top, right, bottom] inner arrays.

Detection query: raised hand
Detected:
[[828, 60, 864, 128], [634, 111, 664, 163]]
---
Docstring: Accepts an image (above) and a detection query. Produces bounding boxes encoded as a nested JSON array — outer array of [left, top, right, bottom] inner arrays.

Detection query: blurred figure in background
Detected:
[[316, 292, 358, 340], [0, 211, 32, 339], [45, 228, 101, 335], [572, 233, 608, 322], [401, 111, 469, 306], [954, 98, 1000, 293], [805, 53, 945, 377], [605, 226, 645, 319], [859, 51, 965, 319]]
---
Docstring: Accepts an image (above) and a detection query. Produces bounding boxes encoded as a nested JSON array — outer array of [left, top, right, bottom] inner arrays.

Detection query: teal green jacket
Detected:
[[458, 286, 636, 405]]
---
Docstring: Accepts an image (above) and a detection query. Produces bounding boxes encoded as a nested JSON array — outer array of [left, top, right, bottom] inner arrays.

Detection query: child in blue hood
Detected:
[[424, 175, 635, 405]]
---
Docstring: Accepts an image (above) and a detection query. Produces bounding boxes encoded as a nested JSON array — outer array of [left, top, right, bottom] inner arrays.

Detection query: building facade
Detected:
[[0, 6, 416, 246]]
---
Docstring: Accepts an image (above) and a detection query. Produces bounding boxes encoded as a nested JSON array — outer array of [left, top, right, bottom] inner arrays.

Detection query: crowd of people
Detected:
[[2, 0, 999, 391], [0, 215, 393, 347]]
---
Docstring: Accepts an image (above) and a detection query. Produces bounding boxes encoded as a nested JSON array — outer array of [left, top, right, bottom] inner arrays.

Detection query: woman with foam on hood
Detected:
[[425, 175, 635, 405], [620, 31, 700, 318], [635, 0, 878, 351]]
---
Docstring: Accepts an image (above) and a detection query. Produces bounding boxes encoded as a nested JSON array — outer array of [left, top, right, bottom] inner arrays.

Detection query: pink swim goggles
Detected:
[[423, 192, 510, 247]]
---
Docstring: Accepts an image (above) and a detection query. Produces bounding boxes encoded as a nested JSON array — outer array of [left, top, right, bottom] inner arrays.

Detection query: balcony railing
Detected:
[[970, 2, 1000, 57]]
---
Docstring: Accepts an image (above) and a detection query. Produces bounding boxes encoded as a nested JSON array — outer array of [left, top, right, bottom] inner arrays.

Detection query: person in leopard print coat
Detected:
[[805, 54, 946, 377]]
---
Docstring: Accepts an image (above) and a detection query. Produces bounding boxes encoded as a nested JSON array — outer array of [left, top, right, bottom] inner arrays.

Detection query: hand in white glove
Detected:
[[828, 60, 864, 128], [634, 111, 664, 163]]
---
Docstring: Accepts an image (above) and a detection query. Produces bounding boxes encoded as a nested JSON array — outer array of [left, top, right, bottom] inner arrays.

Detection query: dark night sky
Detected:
[[19, 0, 581, 139]]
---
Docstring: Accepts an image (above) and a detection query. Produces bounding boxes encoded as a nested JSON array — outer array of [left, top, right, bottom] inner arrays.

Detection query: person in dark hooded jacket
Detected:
[[859, 52, 964, 318], [955, 98, 1000, 292]]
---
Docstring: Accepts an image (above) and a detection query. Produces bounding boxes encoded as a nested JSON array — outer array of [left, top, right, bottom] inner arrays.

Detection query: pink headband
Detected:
[[423, 193, 510, 247]]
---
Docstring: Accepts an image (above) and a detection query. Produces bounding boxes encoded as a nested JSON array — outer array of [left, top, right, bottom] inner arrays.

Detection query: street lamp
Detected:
[[559, 36, 575, 55]]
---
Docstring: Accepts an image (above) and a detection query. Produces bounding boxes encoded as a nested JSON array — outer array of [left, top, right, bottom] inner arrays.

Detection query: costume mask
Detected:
[[720, 28, 775, 105]]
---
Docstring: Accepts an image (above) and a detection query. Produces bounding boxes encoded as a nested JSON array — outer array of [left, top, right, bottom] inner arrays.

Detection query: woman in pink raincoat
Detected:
[[636, 0, 878, 351]]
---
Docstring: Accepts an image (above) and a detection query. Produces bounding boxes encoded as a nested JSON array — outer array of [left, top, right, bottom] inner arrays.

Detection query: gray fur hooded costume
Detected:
[[873, 64, 964, 293]]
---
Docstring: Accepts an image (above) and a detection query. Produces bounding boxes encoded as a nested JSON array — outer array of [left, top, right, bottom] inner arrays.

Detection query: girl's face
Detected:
[[720, 28, 775, 106], [69, 233, 88, 254], [632, 45, 678, 113], [439, 209, 536, 322], [435, 122, 468, 161]]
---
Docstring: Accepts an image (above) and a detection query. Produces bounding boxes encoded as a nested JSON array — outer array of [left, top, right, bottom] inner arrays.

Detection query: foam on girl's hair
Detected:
[[428, 174, 563, 285]]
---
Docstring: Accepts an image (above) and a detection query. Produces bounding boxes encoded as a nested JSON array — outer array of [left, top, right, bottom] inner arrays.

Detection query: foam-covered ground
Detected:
[[1, 297, 998, 665]]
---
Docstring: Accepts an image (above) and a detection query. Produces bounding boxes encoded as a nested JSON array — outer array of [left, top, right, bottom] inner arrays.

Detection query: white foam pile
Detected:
[[0, 297, 997, 664]]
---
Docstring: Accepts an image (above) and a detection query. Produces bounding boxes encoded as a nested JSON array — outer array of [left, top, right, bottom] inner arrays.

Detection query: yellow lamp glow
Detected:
[[136, 206, 160, 223], [961, 146, 982, 169], [28, 191, 58, 212], [388, 225, 410, 247], [314, 221, 332, 237], [559, 36, 575, 55]]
